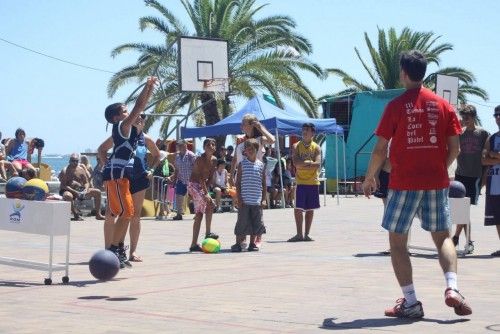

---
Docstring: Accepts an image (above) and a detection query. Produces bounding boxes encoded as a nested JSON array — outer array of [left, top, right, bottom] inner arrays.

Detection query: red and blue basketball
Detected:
[[22, 178, 49, 201], [5, 176, 27, 199]]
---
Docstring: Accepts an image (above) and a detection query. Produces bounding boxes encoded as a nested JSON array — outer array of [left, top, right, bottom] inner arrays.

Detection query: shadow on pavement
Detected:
[[164, 249, 234, 255], [0, 280, 46, 287], [68, 277, 127, 287], [320, 317, 469, 330], [353, 252, 390, 258], [78, 295, 109, 300], [106, 297, 138, 301]]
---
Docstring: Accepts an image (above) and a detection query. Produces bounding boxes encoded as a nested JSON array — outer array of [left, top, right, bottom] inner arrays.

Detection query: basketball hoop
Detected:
[[203, 78, 229, 101]]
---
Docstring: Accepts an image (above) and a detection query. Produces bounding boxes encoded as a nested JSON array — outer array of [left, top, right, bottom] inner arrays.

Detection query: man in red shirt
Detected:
[[362, 50, 472, 318]]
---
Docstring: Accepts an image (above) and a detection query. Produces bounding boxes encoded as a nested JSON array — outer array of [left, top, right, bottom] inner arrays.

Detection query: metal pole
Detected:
[[342, 132, 347, 200], [176, 120, 181, 140], [166, 96, 216, 139], [335, 133, 339, 204], [275, 129, 285, 208]]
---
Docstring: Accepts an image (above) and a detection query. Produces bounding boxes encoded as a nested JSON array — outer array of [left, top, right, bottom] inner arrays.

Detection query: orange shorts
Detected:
[[105, 179, 134, 218]]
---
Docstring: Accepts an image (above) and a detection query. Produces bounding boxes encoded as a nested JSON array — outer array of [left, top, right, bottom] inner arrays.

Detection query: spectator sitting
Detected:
[[212, 159, 229, 213], [80, 155, 93, 185], [225, 145, 234, 171], [59, 153, 105, 221], [0, 131, 18, 181], [5, 128, 44, 177], [216, 146, 227, 161]]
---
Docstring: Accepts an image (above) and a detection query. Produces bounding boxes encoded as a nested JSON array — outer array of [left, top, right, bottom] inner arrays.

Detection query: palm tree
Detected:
[[108, 0, 323, 145], [325, 27, 488, 103]]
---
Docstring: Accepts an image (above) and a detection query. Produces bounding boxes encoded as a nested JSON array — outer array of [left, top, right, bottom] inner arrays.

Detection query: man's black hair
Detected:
[[217, 159, 225, 166], [400, 50, 427, 82], [104, 103, 123, 123], [32, 137, 45, 149]]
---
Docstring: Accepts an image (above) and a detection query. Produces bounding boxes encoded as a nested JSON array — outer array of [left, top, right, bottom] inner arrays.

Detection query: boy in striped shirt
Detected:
[[232, 139, 267, 252]]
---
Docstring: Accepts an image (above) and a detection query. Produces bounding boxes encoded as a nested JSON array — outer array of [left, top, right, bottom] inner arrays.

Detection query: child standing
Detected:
[[231, 139, 267, 252], [288, 123, 322, 242], [188, 138, 218, 252]]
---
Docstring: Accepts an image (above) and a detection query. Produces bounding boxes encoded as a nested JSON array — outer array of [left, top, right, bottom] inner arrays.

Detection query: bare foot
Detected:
[[129, 254, 143, 262]]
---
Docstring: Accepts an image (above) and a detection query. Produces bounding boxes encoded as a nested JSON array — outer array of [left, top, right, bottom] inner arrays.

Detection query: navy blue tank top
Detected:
[[103, 122, 139, 180]]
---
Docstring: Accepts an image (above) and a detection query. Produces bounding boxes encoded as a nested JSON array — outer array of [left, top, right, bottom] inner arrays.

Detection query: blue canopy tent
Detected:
[[181, 95, 345, 205], [181, 96, 343, 137]]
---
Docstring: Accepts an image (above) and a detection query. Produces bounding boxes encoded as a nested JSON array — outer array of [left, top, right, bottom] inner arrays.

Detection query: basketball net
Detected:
[[203, 78, 229, 102]]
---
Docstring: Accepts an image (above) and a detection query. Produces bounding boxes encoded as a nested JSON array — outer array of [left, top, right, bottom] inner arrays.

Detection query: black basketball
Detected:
[[449, 180, 466, 198], [89, 250, 120, 281]]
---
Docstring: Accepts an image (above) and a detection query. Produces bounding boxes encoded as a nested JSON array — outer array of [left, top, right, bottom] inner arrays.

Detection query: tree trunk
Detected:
[[200, 93, 226, 149]]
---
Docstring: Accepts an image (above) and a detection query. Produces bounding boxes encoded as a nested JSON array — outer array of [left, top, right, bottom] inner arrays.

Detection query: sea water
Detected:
[[41, 155, 97, 175]]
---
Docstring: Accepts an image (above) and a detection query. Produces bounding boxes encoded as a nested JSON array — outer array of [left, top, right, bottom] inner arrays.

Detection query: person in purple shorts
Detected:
[[288, 123, 322, 242]]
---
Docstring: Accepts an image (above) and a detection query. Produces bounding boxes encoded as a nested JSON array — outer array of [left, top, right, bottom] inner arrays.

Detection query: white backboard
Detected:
[[178, 36, 229, 93], [436, 74, 459, 107]]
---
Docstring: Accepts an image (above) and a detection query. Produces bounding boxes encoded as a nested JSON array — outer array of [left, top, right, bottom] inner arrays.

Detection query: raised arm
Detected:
[[253, 121, 275, 145], [120, 76, 158, 138]]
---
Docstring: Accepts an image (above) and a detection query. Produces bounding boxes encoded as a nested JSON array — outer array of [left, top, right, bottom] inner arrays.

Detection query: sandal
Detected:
[[189, 244, 203, 252], [129, 255, 143, 262], [287, 235, 303, 242], [303, 235, 314, 242], [491, 250, 500, 257]]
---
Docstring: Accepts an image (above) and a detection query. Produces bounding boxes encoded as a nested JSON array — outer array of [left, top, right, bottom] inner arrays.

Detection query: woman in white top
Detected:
[[231, 114, 275, 182]]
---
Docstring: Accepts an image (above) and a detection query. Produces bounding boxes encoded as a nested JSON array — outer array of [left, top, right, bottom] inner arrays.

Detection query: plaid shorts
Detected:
[[382, 189, 450, 234]]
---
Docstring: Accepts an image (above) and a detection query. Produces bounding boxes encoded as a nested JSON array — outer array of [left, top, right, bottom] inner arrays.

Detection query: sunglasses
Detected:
[[69, 159, 79, 163], [494, 114, 500, 118]]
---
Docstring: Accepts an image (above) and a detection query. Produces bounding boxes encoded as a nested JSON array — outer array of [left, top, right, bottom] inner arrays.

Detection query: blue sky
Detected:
[[1, 0, 499, 154]]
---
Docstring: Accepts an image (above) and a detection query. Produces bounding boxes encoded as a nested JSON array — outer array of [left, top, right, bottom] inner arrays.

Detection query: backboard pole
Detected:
[[165, 94, 217, 139]]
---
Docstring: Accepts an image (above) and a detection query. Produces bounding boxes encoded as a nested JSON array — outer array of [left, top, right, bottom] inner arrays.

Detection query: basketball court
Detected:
[[0, 196, 498, 333]]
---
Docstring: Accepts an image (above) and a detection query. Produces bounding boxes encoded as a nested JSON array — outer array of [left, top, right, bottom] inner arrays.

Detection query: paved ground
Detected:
[[0, 195, 499, 333]]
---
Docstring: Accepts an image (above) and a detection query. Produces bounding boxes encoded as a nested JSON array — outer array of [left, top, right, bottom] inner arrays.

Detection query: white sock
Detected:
[[401, 284, 418, 306], [445, 272, 458, 290]]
